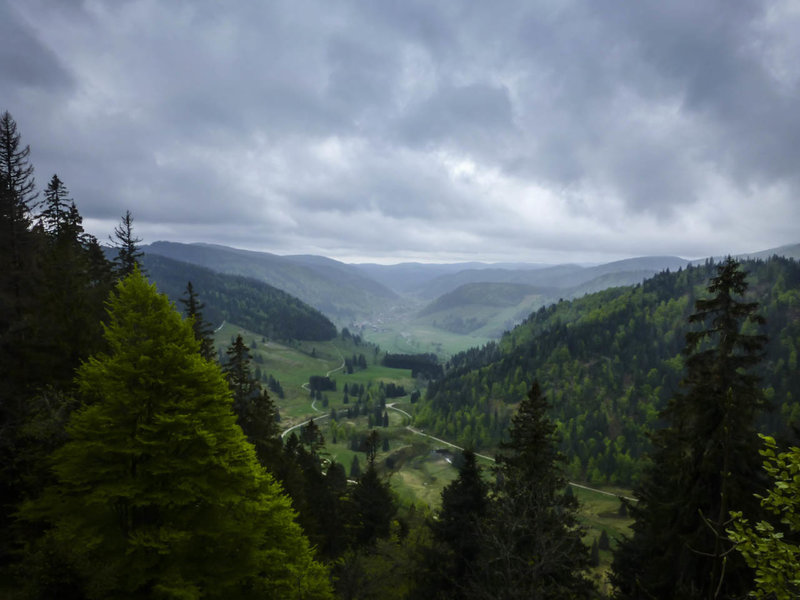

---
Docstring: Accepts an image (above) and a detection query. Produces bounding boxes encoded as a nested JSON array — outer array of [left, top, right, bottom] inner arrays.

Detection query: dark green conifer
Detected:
[[179, 281, 215, 361], [612, 257, 767, 600], [424, 449, 488, 598], [350, 463, 396, 546], [474, 381, 596, 599], [110, 210, 144, 277], [223, 334, 281, 471]]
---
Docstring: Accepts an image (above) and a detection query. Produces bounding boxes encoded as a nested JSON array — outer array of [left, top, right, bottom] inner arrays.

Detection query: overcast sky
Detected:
[[2, 1, 799, 264]]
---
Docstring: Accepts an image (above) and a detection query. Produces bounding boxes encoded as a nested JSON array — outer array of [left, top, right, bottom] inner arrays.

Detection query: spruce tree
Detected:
[[473, 381, 596, 599], [38, 174, 72, 238], [0, 112, 41, 567], [223, 334, 281, 471], [350, 463, 396, 546], [612, 257, 767, 600], [110, 209, 144, 277], [20, 269, 332, 599], [180, 281, 215, 361], [425, 449, 488, 598]]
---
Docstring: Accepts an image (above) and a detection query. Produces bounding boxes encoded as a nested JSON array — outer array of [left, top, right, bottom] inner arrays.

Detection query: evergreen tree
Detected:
[[612, 257, 767, 600], [223, 334, 280, 471], [19, 269, 332, 599], [224, 334, 258, 411], [0, 110, 38, 332], [38, 174, 72, 238], [110, 209, 144, 277], [424, 449, 488, 598], [350, 455, 362, 478], [350, 464, 396, 546], [473, 382, 596, 599], [32, 181, 113, 388], [0, 111, 42, 567], [179, 281, 215, 361]]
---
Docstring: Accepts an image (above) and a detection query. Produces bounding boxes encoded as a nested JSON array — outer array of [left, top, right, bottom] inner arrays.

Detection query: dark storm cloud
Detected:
[[1, 0, 797, 263], [0, 3, 72, 92]]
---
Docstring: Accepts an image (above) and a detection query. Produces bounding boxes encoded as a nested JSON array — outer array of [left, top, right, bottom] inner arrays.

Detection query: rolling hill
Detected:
[[414, 256, 800, 486], [143, 241, 400, 322], [142, 254, 337, 342]]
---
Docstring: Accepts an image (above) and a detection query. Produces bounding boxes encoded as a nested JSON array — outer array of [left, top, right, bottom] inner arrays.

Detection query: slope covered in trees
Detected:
[[143, 241, 399, 322], [417, 257, 800, 485], [143, 253, 337, 341]]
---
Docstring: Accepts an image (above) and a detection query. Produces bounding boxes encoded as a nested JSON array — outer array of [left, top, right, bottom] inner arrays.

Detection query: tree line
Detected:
[[418, 256, 800, 486]]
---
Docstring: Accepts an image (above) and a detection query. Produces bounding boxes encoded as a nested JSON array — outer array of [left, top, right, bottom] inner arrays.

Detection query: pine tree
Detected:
[[19, 269, 332, 599], [110, 209, 144, 277], [350, 463, 396, 546], [38, 174, 72, 238], [425, 449, 488, 598], [223, 334, 281, 471], [0, 112, 42, 567], [0, 110, 38, 324], [612, 257, 767, 600], [179, 281, 215, 361], [472, 381, 596, 599], [350, 455, 362, 478]]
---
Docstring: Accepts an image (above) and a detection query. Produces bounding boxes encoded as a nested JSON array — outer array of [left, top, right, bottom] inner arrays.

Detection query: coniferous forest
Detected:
[[3, 109, 800, 599]]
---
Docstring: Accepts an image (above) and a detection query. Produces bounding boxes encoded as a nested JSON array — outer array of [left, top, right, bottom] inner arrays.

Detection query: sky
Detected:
[[2, 1, 799, 265]]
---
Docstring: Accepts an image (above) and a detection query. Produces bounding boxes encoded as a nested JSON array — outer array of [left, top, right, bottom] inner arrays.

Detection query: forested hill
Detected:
[[143, 254, 337, 341], [415, 256, 800, 486], [143, 241, 399, 322]]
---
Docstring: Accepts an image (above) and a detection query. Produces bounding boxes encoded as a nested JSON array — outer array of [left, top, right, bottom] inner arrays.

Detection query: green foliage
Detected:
[[20, 271, 331, 599], [729, 435, 800, 600]]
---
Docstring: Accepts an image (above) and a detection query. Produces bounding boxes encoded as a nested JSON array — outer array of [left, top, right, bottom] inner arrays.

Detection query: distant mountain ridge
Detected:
[[143, 241, 399, 323], [408, 256, 691, 300], [141, 241, 798, 338]]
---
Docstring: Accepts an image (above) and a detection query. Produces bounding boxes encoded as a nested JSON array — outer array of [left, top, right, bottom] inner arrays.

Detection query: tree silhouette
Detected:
[[110, 210, 144, 277]]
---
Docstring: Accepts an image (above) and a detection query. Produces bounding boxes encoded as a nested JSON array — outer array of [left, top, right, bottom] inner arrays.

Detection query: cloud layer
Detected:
[[3, 0, 798, 263]]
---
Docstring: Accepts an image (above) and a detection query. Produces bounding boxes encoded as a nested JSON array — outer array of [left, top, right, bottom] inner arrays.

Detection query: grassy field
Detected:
[[362, 322, 492, 359]]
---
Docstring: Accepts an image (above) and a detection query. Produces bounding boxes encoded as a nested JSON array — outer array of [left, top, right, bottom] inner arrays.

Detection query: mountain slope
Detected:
[[143, 241, 399, 322], [354, 261, 551, 294], [414, 257, 800, 486], [142, 254, 337, 341]]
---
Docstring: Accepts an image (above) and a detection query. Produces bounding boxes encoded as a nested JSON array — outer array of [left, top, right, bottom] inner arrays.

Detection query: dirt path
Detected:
[[284, 346, 345, 438]]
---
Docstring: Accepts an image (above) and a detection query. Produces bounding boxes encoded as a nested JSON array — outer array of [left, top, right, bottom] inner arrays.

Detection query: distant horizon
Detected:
[[136, 238, 799, 268]]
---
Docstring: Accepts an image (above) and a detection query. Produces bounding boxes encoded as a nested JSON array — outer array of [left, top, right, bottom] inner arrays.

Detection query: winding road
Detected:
[[281, 347, 345, 439], [278, 354, 634, 503]]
